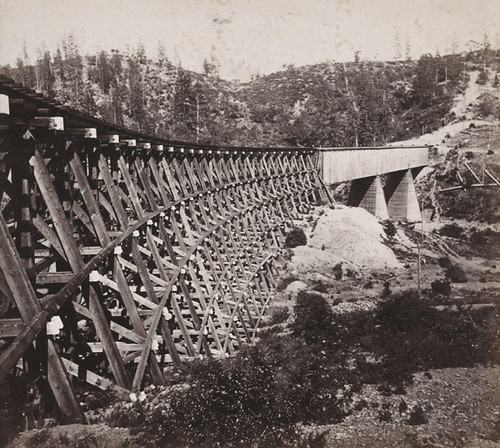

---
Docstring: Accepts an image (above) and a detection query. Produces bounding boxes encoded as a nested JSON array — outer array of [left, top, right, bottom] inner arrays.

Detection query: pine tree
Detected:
[[96, 51, 113, 93], [393, 34, 402, 61], [405, 41, 412, 61], [59, 34, 84, 107], [157, 42, 167, 67], [37, 49, 55, 95], [127, 50, 147, 130]]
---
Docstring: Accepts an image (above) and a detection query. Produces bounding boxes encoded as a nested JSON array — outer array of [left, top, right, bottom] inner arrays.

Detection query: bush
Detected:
[[477, 70, 489, 85], [439, 223, 464, 239], [407, 406, 428, 425], [445, 263, 468, 283], [470, 228, 500, 258], [378, 408, 392, 423], [270, 306, 290, 325], [292, 292, 335, 344], [431, 280, 451, 295], [375, 290, 500, 374], [134, 354, 291, 447], [438, 256, 451, 268], [381, 281, 392, 298], [383, 220, 397, 238], [284, 228, 307, 248], [477, 93, 500, 118], [107, 402, 145, 428], [131, 291, 365, 447], [311, 280, 328, 293]]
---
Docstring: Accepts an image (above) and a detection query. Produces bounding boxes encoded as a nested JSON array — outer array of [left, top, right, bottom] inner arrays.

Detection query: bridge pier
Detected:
[[384, 168, 422, 222], [348, 175, 389, 220], [348, 169, 422, 222]]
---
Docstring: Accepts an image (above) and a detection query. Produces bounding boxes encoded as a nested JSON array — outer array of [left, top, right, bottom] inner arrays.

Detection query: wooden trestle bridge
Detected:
[[0, 76, 331, 422]]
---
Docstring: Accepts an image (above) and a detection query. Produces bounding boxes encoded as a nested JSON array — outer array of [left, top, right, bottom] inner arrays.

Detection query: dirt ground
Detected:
[[318, 366, 500, 448]]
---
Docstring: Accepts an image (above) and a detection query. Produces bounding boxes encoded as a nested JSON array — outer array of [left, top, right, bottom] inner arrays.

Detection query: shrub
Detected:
[[445, 263, 468, 283], [378, 409, 392, 423], [438, 256, 451, 268], [376, 290, 434, 334], [311, 280, 328, 293], [284, 228, 307, 248], [382, 220, 397, 238], [27, 429, 51, 446], [292, 291, 335, 344], [477, 70, 489, 85], [81, 386, 120, 411], [431, 280, 451, 295], [270, 306, 290, 325], [375, 290, 500, 375], [477, 93, 500, 117], [439, 223, 464, 239], [134, 354, 288, 447], [407, 406, 428, 425], [129, 290, 371, 447], [381, 281, 392, 298], [136, 340, 349, 447], [107, 402, 145, 428], [470, 228, 500, 258]]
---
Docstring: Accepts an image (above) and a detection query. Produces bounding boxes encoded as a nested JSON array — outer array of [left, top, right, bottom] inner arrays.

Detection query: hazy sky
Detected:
[[1, 0, 500, 81]]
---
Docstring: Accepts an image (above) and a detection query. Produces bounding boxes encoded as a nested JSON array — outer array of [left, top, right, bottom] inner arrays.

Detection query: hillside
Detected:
[[3, 45, 496, 147]]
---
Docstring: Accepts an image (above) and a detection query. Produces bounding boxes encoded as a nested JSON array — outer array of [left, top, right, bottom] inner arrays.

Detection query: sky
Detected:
[[1, 0, 500, 81]]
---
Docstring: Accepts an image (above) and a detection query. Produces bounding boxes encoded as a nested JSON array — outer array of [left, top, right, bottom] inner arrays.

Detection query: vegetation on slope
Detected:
[[3, 38, 496, 147], [91, 289, 499, 448]]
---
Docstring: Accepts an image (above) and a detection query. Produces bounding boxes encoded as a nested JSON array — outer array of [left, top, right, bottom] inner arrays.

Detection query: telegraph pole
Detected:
[[417, 201, 424, 296], [196, 96, 200, 143]]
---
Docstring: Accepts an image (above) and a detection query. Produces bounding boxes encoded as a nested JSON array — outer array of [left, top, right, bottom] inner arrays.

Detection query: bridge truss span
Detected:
[[0, 77, 329, 421]]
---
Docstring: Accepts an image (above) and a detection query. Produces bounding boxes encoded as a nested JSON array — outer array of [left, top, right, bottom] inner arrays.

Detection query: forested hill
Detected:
[[1, 42, 499, 147]]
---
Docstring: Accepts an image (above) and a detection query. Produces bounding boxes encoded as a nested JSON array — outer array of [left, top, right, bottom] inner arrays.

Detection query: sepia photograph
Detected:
[[0, 0, 499, 446]]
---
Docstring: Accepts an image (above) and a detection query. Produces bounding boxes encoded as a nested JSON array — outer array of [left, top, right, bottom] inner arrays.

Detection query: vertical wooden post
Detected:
[[0, 212, 85, 423]]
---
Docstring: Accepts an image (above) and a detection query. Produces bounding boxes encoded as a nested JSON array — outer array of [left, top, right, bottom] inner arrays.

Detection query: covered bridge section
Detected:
[[319, 146, 429, 222]]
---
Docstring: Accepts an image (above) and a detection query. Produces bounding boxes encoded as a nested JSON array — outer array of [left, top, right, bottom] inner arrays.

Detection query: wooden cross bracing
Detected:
[[0, 77, 329, 421]]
